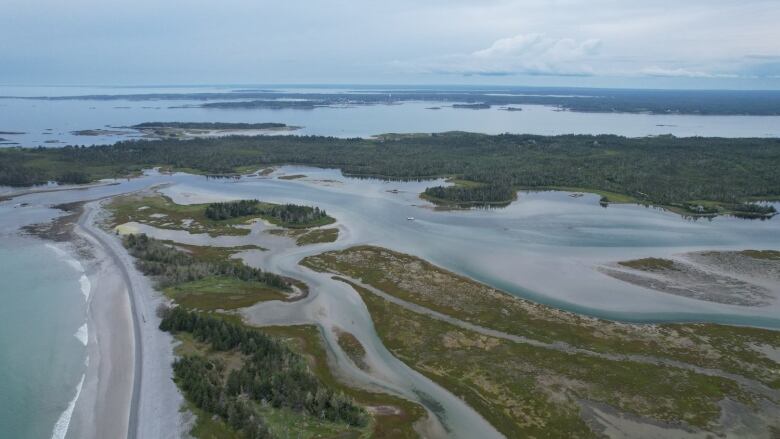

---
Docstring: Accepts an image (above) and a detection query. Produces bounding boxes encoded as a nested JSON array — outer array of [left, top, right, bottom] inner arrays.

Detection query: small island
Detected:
[[452, 103, 491, 109], [130, 121, 299, 139]]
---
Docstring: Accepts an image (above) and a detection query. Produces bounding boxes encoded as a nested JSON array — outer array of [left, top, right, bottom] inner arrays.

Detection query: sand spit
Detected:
[[600, 254, 778, 307], [72, 200, 188, 439]]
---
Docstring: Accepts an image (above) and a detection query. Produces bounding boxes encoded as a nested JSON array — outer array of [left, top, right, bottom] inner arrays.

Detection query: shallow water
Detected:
[[3, 85, 780, 147], [0, 238, 87, 439], [161, 167, 780, 326]]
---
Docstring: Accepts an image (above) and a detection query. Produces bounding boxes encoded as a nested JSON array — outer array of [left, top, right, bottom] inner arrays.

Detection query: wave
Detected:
[[44, 243, 91, 301], [44, 243, 85, 273], [79, 274, 91, 301], [74, 323, 88, 346], [50, 373, 85, 439]]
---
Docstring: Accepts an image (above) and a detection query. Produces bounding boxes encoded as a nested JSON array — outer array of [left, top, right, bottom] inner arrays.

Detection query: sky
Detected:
[[2, 0, 779, 89]]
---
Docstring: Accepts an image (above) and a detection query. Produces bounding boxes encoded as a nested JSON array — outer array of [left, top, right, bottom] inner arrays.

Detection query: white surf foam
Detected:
[[74, 323, 88, 346], [49, 373, 85, 439], [44, 243, 85, 273], [44, 243, 91, 301], [79, 275, 91, 301]]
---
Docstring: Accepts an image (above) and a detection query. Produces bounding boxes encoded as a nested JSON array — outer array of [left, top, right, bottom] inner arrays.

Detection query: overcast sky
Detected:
[[2, 0, 779, 88]]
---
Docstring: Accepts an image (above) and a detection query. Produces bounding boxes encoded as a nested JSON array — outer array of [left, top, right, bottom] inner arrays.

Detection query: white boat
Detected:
[[407, 217, 415, 221]]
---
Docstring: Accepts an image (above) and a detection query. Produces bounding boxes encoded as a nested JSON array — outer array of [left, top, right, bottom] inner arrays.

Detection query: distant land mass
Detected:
[[4, 87, 780, 115], [130, 122, 290, 130]]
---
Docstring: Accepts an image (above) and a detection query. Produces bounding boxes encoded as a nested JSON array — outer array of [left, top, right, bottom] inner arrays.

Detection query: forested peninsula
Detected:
[[2, 132, 779, 216]]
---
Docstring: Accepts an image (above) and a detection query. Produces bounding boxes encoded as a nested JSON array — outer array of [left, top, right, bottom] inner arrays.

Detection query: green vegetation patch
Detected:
[[335, 330, 369, 371], [267, 227, 339, 246], [618, 257, 678, 271], [163, 311, 369, 438], [350, 282, 748, 437], [296, 228, 339, 246], [259, 325, 426, 439], [5, 133, 780, 217], [165, 276, 287, 310], [302, 246, 780, 389], [108, 194, 254, 236], [122, 234, 290, 310], [108, 194, 335, 237], [421, 183, 516, 207], [278, 174, 307, 180], [740, 250, 780, 260], [205, 199, 335, 229]]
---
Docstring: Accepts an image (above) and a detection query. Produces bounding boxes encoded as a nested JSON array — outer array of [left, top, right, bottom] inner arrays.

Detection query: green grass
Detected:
[[302, 246, 780, 390], [268, 227, 340, 246], [260, 406, 364, 439], [165, 276, 288, 310], [278, 174, 307, 180], [350, 282, 750, 437], [188, 403, 243, 439], [297, 228, 339, 246], [108, 194, 255, 236]]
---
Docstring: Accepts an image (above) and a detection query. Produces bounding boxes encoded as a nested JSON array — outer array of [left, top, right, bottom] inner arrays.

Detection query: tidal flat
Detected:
[[303, 246, 780, 437]]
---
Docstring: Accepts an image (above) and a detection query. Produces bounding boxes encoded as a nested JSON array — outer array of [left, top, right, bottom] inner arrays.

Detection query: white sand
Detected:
[[67, 200, 188, 439]]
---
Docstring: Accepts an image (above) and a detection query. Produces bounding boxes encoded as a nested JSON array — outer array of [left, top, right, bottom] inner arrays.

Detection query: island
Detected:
[[11, 87, 780, 115], [131, 121, 299, 139]]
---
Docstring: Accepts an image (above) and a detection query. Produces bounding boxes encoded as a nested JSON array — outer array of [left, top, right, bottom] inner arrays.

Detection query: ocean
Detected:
[[0, 238, 88, 439]]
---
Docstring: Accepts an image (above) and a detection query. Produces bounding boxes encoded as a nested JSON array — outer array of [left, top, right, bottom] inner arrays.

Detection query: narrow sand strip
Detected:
[[66, 226, 134, 439]]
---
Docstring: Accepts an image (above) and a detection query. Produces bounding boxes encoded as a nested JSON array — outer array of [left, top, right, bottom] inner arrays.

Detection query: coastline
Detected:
[[65, 226, 133, 439], [24, 193, 188, 439], [68, 199, 188, 439]]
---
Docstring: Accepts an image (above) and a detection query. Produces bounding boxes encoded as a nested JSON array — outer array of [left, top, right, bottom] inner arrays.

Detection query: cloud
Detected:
[[639, 66, 738, 78], [473, 34, 601, 62], [410, 33, 603, 77]]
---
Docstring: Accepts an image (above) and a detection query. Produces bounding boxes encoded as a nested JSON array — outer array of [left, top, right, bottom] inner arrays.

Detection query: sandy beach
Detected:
[[64, 198, 187, 439], [66, 226, 133, 439]]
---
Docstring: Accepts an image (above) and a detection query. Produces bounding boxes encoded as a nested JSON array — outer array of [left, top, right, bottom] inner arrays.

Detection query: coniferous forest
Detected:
[[160, 307, 368, 438], [204, 200, 331, 227], [2, 133, 780, 212], [123, 233, 289, 289]]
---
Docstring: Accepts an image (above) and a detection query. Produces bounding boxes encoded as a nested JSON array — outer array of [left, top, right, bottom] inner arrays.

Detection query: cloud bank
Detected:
[[1, 0, 778, 87]]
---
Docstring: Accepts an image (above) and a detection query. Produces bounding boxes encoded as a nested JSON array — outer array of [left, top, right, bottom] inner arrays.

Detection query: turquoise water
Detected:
[[0, 238, 87, 439]]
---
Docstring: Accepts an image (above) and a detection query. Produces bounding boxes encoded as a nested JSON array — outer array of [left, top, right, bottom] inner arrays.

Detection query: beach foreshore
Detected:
[[67, 199, 187, 439], [66, 225, 133, 439]]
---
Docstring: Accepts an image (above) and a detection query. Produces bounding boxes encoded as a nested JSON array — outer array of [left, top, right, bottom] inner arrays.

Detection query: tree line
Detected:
[[123, 233, 289, 289], [205, 199, 331, 227], [423, 184, 517, 205], [3, 133, 780, 213], [160, 307, 368, 437]]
